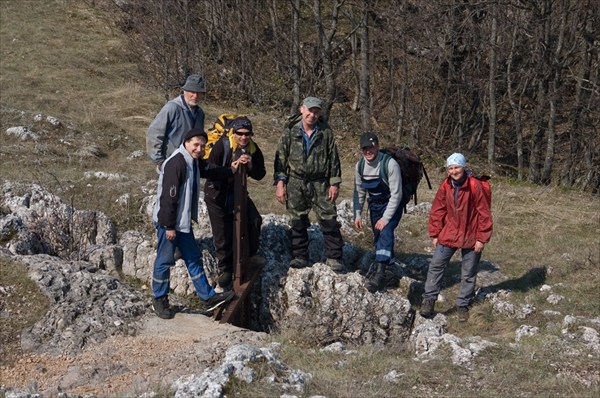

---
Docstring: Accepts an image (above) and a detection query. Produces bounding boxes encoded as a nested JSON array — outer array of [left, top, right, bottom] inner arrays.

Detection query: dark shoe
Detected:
[[365, 262, 387, 293], [152, 296, 175, 319], [289, 258, 308, 269], [420, 298, 436, 318], [218, 272, 233, 290], [205, 290, 235, 311], [326, 258, 344, 272], [457, 306, 470, 322]]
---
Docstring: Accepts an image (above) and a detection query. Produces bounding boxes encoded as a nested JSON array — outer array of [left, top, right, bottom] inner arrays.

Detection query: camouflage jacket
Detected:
[[273, 114, 342, 185]]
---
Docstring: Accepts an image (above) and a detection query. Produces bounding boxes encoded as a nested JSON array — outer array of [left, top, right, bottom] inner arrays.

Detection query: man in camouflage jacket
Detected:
[[274, 97, 344, 271]]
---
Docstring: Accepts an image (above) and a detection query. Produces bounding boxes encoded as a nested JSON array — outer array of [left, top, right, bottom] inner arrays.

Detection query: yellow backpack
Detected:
[[203, 113, 245, 160]]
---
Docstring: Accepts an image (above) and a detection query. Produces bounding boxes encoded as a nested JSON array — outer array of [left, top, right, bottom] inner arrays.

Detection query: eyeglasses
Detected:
[[235, 131, 252, 137]]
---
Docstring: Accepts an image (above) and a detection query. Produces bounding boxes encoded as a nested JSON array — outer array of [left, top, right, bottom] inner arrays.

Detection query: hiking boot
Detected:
[[457, 306, 470, 322], [326, 258, 344, 272], [365, 262, 387, 293], [217, 272, 233, 290], [420, 298, 436, 318], [205, 290, 235, 311], [289, 258, 308, 269], [152, 296, 175, 319]]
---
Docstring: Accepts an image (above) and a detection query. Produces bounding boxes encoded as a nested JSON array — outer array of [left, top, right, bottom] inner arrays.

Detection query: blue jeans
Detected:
[[152, 225, 214, 301], [422, 244, 481, 307], [369, 201, 403, 264]]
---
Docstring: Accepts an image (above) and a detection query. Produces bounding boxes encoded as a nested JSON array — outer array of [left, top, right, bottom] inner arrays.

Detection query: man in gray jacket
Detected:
[[353, 132, 403, 293], [147, 74, 207, 171]]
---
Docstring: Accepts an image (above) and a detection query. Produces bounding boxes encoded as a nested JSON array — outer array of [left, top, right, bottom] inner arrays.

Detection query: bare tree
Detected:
[[358, 0, 371, 131], [487, 3, 498, 171]]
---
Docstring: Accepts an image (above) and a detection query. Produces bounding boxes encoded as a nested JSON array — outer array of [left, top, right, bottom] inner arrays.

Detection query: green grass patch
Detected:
[[0, 257, 50, 366]]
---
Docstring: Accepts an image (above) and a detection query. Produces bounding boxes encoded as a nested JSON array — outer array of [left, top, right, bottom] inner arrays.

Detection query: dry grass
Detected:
[[1, 0, 599, 397]]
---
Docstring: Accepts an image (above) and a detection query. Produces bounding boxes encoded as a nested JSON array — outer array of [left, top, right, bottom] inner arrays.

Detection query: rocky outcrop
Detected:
[[1, 182, 116, 259], [11, 253, 146, 356], [172, 343, 311, 397], [410, 313, 497, 367], [1, 182, 419, 349]]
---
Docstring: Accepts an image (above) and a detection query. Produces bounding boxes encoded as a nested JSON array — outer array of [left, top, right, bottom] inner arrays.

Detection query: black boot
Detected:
[[365, 262, 387, 293]]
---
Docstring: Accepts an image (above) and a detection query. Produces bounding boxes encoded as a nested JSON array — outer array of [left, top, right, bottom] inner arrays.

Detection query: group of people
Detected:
[[146, 74, 493, 323]]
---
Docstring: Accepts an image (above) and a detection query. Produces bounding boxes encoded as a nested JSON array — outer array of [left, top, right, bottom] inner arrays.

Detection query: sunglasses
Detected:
[[235, 131, 252, 137]]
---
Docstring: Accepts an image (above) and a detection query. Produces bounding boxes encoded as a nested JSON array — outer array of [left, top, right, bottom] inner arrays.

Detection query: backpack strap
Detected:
[[222, 137, 231, 167], [358, 157, 365, 179], [357, 151, 391, 186], [379, 152, 391, 186]]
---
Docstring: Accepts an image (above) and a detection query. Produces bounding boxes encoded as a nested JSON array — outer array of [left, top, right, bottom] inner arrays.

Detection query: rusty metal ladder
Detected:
[[213, 163, 264, 328]]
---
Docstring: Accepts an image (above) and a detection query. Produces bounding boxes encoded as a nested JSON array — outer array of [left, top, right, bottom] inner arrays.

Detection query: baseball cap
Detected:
[[360, 131, 379, 148], [302, 96, 323, 109]]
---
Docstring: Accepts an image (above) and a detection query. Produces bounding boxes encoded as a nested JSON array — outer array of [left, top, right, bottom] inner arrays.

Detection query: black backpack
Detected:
[[358, 145, 432, 208]]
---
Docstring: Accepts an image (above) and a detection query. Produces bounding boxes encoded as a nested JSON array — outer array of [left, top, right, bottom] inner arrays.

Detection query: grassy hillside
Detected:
[[1, 1, 599, 397]]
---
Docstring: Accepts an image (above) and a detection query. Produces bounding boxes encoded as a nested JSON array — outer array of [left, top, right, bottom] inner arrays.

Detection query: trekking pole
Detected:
[[423, 164, 433, 190]]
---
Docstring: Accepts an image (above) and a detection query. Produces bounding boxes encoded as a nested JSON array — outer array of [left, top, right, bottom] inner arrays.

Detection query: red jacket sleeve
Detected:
[[428, 180, 448, 239], [472, 179, 493, 243]]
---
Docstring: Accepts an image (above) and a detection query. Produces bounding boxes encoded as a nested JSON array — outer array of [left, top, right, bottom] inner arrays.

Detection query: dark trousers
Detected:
[[287, 178, 343, 261], [291, 216, 343, 261], [369, 201, 403, 264], [206, 197, 262, 274]]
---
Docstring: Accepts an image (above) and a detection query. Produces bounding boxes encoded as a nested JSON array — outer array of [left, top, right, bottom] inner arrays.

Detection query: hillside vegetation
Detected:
[[1, 1, 599, 397]]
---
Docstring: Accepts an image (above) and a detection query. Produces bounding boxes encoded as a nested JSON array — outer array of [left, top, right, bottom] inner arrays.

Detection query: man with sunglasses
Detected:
[[204, 116, 266, 290]]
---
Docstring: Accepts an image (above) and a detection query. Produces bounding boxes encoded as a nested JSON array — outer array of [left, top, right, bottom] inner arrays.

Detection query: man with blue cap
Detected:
[[420, 153, 493, 322]]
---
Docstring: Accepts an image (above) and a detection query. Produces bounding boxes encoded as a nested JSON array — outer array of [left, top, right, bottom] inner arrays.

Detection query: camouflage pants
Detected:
[[286, 177, 343, 261]]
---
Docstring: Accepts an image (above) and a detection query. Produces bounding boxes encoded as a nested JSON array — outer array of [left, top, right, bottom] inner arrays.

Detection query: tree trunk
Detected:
[[312, 0, 342, 115], [528, 0, 552, 184], [396, 49, 408, 145], [507, 25, 526, 180], [541, 0, 567, 185], [290, 0, 301, 113], [561, 6, 593, 187], [487, 6, 497, 171], [359, 0, 371, 131]]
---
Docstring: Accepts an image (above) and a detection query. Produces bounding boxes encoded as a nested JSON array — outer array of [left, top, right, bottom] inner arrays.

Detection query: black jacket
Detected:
[[204, 136, 266, 204]]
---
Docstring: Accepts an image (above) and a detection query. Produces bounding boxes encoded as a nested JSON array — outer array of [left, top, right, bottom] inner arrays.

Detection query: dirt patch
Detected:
[[1, 313, 267, 396]]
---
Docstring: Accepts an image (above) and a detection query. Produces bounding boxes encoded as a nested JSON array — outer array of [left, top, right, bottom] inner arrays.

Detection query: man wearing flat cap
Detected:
[[147, 74, 207, 171], [204, 116, 266, 289], [274, 96, 345, 272], [151, 128, 238, 319]]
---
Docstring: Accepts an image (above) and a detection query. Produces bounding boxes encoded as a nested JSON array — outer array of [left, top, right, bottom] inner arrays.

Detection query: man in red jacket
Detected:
[[420, 153, 493, 322]]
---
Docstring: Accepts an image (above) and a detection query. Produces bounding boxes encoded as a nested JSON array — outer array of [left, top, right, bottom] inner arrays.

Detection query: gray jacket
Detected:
[[146, 95, 205, 165]]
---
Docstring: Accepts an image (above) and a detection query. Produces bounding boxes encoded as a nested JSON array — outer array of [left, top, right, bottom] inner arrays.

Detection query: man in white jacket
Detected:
[[152, 128, 236, 319]]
